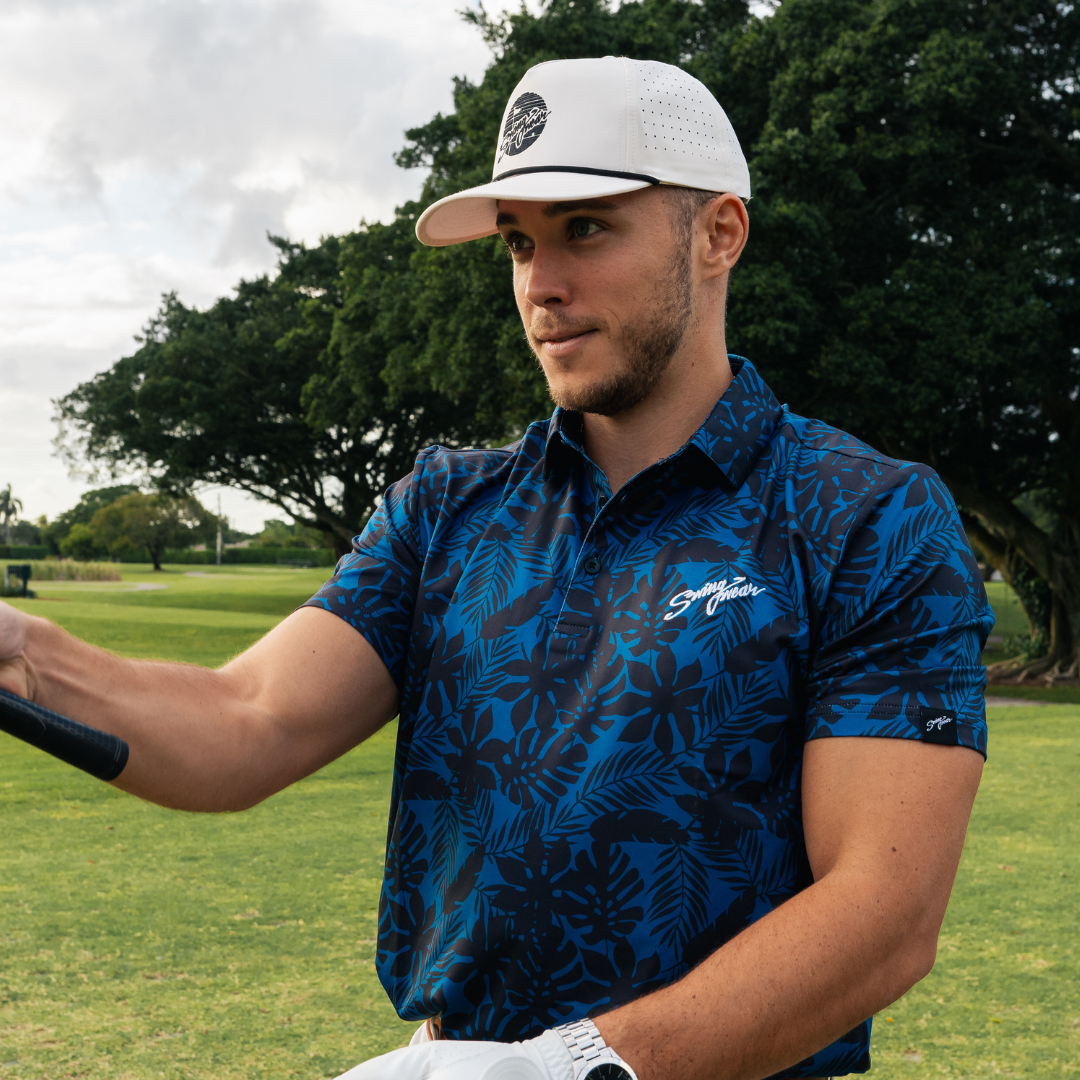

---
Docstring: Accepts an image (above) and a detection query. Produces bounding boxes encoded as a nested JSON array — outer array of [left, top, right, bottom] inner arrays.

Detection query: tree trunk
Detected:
[[149, 543, 164, 572], [315, 518, 355, 560], [956, 493, 1080, 684], [961, 512, 1051, 657]]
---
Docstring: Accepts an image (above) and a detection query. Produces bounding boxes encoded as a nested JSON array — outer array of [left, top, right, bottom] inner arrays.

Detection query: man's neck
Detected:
[[581, 346, 734, 493]]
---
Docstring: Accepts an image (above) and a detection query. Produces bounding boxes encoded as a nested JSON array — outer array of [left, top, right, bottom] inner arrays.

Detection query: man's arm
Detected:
[[594, 736, 983, 1080], [0, 600, 398, 812]]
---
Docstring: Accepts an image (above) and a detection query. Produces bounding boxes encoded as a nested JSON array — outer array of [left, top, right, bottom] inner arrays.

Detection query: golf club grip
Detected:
[[0, 687, 129, 781]]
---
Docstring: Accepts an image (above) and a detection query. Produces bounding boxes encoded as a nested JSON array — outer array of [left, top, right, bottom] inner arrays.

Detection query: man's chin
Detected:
[[547, 374, 656, 417]]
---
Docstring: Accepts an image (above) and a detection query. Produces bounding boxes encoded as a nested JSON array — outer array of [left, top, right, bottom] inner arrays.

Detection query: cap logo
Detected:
[[499, 92, 550, 160]]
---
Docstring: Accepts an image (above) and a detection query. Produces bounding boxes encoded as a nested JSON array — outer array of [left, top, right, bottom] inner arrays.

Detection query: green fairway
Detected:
[[1, 567, 1078, 1078], [5, 565, 332, 667], [0, 727, 415, 1079], [982, 581, 1030, 659], [869, 705, 1080, 1078]]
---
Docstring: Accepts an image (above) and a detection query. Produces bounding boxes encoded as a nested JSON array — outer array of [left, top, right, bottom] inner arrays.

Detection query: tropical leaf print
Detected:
[[305, 358, 992, 1076]]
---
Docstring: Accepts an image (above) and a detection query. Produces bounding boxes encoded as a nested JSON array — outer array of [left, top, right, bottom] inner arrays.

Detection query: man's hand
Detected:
[[336, 1031, 576, 1080], [0, 600, 32, 699]]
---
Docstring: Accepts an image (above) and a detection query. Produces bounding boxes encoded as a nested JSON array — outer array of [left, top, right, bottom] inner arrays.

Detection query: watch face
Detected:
[[582, 1065, 632, 1080]]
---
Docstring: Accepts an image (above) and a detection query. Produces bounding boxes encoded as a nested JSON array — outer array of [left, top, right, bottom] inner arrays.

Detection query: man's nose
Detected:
[[522, 247, 572, 308]]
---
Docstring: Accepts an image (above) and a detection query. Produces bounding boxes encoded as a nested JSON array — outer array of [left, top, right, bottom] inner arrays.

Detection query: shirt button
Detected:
[[584, 556, 601, 575]]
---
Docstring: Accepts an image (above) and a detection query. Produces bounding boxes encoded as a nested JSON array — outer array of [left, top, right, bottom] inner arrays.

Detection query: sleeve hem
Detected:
[[300, 598, 405, 688], [805, 703, 988, 759]]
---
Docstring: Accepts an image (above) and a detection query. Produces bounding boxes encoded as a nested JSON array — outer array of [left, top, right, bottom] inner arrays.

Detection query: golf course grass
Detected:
[[4, 565, 329, 668], [2, 565, 1078, 1078]]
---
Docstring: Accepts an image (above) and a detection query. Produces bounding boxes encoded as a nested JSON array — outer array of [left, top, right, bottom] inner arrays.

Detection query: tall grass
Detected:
[[25, 559, 122, 582]]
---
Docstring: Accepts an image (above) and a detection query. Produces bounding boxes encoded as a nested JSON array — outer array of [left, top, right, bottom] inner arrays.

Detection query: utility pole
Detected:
[[216, 494, 223, 567]]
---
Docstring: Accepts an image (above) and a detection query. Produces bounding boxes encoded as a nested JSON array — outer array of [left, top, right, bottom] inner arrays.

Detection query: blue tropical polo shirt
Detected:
[[305, 357, 992, 1077]]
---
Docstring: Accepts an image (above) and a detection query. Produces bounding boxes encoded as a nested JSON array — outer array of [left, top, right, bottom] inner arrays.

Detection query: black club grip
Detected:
[[0, 687, 129, 781]]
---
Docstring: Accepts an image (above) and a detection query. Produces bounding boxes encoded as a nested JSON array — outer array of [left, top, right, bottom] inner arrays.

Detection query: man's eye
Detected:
[[505, 232, 533, 252], [571, 219, 601, 239]]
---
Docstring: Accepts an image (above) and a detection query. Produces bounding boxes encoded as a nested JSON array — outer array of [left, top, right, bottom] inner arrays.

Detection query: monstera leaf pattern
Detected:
[[305, 359, 992, 1077]]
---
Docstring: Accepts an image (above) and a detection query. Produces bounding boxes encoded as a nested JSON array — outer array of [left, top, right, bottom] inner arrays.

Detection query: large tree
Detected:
[[56, 240, 364, 553], [56, 221, 540, 557], [58, 0, 1079, 677], [725, 0, 1080, 680], [390, 0, 1080, 681], [89, 492, 215, 571]]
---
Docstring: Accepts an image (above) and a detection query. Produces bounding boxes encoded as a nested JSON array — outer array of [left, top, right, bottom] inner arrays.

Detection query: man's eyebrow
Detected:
[[542, 200, 619, 218], [494, 200, 620, 229]]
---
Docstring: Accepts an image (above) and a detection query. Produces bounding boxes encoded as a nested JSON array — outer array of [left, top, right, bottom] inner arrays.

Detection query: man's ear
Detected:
[[702, 194, 749, 280]]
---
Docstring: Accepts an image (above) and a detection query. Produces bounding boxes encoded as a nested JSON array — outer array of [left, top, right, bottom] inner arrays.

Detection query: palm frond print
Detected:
[[306, 358, 992, 1075]]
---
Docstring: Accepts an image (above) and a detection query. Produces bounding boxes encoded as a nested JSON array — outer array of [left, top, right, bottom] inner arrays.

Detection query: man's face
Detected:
[[496, 187, 695, 416]]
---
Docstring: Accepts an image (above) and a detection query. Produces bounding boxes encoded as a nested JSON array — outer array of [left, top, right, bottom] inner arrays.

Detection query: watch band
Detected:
[[554, 1019, 636, 1080], [556, 1018, 608, 1064]]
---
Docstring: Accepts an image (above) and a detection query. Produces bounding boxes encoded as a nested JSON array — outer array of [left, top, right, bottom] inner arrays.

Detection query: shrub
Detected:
[[59, 523, 103, 561], [27, 560, 122, 582]]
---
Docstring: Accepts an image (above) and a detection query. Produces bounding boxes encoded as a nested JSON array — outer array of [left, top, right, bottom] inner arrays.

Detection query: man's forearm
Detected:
[[17, 613, 293, 810], [594, 866, 934, 1080], [595, 739, 983, 1080], [8, 607, 397, 812]]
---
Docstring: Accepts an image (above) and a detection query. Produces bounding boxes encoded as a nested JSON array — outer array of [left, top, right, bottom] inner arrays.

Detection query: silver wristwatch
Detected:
[[553, 1019, 638, 1080]]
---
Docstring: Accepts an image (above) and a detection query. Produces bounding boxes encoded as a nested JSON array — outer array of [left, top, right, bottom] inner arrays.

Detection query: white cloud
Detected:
[[0, 0, 493, 526]]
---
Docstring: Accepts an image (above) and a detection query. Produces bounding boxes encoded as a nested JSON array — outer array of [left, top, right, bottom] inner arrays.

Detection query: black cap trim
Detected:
[[491, 165, 661, 185]]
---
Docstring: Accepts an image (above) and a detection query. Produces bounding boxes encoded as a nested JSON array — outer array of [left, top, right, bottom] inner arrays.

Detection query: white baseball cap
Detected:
[[415, 56, 752, 248]]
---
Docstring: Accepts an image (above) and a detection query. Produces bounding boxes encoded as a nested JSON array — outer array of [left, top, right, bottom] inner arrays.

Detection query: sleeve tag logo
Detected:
[[919, 706, 961, 745]]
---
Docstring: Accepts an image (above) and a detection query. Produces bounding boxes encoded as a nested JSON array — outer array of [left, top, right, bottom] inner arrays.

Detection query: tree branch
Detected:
[[946, 478, 1054, 581], [958, 511, 1005, 570], [1015, 106, 1080, 187]]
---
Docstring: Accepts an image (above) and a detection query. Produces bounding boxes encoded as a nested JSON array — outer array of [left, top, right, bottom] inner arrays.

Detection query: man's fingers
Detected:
[[0, 600, 33, 699], [0, 602, 31, 699], [0, 600, 29, 660], [0, 662, 30, 700]]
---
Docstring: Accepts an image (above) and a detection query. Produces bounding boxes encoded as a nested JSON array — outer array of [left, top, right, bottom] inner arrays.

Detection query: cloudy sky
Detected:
[[0, 0, 498, 531]]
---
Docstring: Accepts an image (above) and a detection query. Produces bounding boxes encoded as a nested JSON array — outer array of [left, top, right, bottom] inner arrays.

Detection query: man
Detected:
[[0, 57, 991, 1080]]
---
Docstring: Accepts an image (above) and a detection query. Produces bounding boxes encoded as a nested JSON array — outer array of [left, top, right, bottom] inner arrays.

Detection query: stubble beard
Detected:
[[528, 249, 694, 417]]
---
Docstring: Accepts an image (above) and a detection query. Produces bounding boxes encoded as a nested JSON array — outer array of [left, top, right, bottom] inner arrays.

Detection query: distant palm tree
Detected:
[[0, 484, 23, 546]]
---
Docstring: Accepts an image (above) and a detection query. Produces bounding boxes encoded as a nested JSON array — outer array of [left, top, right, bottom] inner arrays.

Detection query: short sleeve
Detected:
[[302, 465, 423, 687], [804, 467, 994, 758]]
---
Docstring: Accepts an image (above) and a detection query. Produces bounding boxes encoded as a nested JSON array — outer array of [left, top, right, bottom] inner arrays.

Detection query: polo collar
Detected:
[[690, 357, 783, 491], [543, 357, 783, 491]]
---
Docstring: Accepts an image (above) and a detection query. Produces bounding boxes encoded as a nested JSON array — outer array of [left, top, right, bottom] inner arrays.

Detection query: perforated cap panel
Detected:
[[629, 59, 751, 194], [638, 62, 729, 162]]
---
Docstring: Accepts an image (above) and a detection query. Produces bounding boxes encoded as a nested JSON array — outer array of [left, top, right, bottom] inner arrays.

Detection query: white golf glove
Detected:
[[333, 1029, 574, 1080]]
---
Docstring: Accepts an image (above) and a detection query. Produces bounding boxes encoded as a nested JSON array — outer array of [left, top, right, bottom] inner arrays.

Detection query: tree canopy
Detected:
[[729, 0, 1080, 680], [87, 492, 215, 571], [57, 0, 1080, 676], [0, 485, 22, 546], [40, 484, 139, 554]]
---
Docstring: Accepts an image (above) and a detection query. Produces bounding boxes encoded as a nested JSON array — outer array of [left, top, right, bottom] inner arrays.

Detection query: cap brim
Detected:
[[415, 172, 653, 247]]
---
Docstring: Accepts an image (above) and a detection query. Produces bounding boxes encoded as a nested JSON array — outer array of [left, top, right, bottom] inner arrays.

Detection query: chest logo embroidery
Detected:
[[664, 576, 767, 620]]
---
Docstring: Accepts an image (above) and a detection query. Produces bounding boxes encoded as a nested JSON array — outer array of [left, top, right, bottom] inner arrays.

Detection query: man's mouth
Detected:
[[535, 328, 598, 356]]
